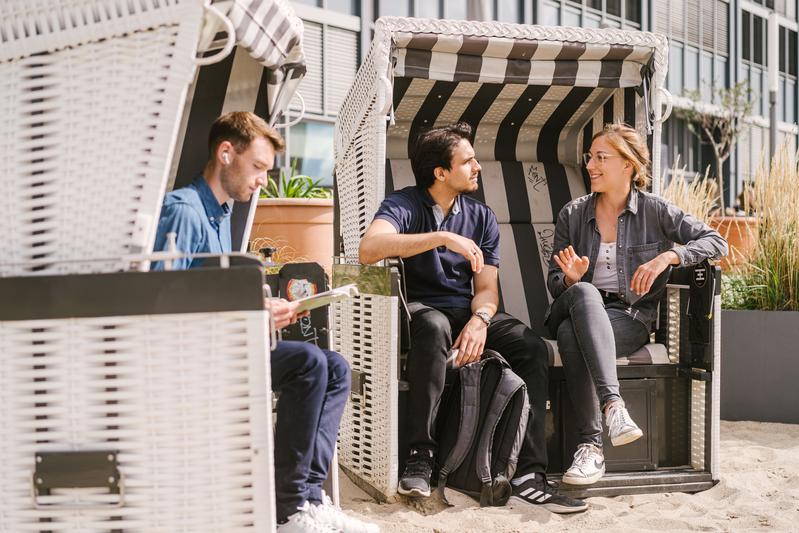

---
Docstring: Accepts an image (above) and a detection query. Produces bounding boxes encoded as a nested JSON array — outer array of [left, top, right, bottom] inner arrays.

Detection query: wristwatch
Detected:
[[473, 311, 492, 326]]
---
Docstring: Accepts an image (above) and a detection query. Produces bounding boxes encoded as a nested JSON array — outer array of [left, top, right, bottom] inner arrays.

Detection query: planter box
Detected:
[[250, 198, 334, 273], [721, 309, 799, 424]]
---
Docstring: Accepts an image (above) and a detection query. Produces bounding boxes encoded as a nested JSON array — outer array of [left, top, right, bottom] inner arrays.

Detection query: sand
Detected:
[[339, 421, 799, 532]]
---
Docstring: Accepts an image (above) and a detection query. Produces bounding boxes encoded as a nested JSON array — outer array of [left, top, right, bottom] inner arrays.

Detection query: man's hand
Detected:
[[553, 245, 590, 286], [452, 316, 488, 367], [442, 232, 484, 273], [264, 298, 305, 330], [630, 251, 678, 296]]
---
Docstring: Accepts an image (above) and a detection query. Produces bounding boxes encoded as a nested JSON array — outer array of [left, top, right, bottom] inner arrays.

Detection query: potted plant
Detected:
[[718, 144, 799, 424], [249, 159, 335, 273]]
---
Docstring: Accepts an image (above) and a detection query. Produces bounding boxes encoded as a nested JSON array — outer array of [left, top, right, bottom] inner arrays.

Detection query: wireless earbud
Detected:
[[223, 153, 230, 164]]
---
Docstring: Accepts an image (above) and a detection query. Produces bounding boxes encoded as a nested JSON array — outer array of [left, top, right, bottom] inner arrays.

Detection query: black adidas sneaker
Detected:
[[510, 472, 588, 514]]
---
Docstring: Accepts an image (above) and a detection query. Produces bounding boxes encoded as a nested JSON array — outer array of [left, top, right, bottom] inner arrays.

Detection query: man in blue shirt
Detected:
[[359, 122, 586, 514], [154, 112, 377, 533]]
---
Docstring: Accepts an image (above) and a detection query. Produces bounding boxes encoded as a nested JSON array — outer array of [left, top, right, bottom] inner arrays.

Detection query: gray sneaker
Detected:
[[562, 443, 605, 486], [397, 448, 433, 497], [605, 401, 643, 446]]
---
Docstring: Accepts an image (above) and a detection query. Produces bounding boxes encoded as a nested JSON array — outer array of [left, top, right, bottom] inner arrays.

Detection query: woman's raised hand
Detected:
[[553, 245, 590, 286]]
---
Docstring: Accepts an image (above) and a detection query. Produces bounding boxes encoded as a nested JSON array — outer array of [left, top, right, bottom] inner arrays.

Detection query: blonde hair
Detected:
[[592, 123, 651, 189], [208, 111, 285, 159]]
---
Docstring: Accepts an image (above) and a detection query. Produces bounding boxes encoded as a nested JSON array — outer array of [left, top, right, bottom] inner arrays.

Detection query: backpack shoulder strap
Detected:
[[475, 365, 529, 506], [435, 361, 482, 500]]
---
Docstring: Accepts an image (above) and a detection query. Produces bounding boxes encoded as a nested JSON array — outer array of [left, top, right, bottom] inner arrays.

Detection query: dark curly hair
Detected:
[[410, 122, 473, 189]]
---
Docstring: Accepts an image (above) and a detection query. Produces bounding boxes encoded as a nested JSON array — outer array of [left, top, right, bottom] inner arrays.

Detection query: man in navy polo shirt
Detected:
[[359, 122, 586, 514]]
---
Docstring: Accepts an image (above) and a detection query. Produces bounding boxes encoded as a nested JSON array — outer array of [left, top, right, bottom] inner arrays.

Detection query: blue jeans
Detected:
[[271, 341, 350, 522], [547, 283, 650, 446]]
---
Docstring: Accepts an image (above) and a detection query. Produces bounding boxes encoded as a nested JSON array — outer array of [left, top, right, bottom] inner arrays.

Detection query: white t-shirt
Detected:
[[592, 242, 619, 293]]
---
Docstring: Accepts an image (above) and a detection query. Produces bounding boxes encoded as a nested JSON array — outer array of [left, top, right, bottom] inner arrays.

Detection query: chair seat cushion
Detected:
[[543, 339, 672, 367]]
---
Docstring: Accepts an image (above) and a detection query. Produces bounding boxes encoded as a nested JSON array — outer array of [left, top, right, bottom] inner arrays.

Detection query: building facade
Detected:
[[285, 0, 799, 208]]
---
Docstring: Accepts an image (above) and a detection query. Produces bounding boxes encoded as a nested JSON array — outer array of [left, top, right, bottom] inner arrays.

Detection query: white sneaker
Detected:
[[605, 401, 643, 446], [277, 501, 339, 533], [562, 443, 605, 486], [308, 492, 379, 533]]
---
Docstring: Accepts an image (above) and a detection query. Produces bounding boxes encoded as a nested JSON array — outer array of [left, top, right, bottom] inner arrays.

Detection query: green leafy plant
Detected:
[[260, 158, 332, 199]]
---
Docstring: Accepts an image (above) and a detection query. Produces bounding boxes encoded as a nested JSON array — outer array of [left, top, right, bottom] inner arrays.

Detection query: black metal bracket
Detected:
[[679, 367, 713, 382], [33, 450, 124, 509]]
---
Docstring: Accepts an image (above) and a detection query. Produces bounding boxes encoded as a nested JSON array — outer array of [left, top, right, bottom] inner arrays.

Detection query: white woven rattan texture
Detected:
[[0, 1, 203, 275], [331, 295, 400, 499], [0, 311, 274, 532]]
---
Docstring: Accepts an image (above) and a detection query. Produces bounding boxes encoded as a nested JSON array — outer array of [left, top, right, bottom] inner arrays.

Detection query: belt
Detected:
[[598, 288, 619, 302]]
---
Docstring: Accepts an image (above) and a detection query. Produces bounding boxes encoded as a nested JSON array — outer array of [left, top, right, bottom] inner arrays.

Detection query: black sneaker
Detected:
[[397, 448, 434, 497], [510, 473, 588, 514]]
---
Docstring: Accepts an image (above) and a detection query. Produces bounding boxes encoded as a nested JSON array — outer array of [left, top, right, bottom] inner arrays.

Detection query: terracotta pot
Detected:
[[711, 216, 758, 270], [250, 198, 334, 273]]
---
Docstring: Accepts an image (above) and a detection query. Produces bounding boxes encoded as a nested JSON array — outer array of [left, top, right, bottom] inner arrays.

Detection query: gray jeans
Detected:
[[547, 282, 650, 446]]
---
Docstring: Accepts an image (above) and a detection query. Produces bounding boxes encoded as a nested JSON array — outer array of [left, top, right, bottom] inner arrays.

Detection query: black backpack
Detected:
[[434, 350, 530, 507]]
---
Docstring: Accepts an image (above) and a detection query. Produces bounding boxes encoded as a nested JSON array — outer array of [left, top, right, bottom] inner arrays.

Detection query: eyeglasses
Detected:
[[582, 152, 620, 166]]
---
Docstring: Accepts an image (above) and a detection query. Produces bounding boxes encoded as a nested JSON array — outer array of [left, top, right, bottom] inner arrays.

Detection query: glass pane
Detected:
[[417, 0, 441, 18], [542, 2, 560, 25], [762, 68, 769, 116], [607, 0, 621, 17], [497, 0, 520, 22], [668, 43, 684, 94], [326, 0, 357, 15], [787, 80, 796, 123], [780, 77, 787, 122], [780, 27, 787, 73], [584, 13, 601, 28], [288, 122, 335, 187], [625, 0, 641, 23], [379, 0, 409, 17], [587, 0, 603, 9], [742, 11, 751, 61], [790, 30, 798, 76], [685, 46, 698, 92], [445, 0, 467, 19], [753, 15, 764, 65], [701, 53, 713, 100], [563, 7, 580, 27], [293, 0, 320, 5], [714, 57, 728, 98]]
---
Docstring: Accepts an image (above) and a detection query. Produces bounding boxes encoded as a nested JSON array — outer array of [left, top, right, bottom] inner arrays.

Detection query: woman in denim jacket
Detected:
[[547, 123, 728, 486]]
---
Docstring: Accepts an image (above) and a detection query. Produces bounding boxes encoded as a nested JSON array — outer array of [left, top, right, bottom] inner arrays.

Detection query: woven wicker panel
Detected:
[[331, 294, 400, 499], [0, 311, 273, 532], [0, 1, 203, 275]]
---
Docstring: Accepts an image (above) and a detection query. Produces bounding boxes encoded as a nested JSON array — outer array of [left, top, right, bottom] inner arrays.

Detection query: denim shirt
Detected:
[[546, 189, 728, 330], [152, 176, 232, 270]]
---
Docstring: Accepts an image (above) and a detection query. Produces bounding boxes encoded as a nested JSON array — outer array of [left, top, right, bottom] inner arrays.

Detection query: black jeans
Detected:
[[405, 302, 550, 476]]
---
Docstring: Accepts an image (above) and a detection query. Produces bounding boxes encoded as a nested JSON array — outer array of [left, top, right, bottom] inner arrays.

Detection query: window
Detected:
[[496, 0, 521, 23], [563, 7, 581, 26], [287, 121, 335, 187], [564, 0, 641, 26], [742, 11, 768, 68], [445, 0, 467, 19], [378, 0, 408, 17], [325, 0, 358, 15], [416, 0, 440, 18], [685, 46, 699, 92], [542, 1, 560, 25], [668, 42, 684, 94]]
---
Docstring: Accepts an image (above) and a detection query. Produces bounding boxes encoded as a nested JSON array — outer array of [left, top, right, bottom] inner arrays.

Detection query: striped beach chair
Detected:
[[332, 17, 721, 501]]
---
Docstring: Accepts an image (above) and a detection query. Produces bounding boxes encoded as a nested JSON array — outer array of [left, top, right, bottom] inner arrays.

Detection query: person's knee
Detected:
[[522, 330, 549, 368], [296, 343, 328, 378], [326, 350, 351, 392], [411, 309, 451, 345], [565, 281, 602, 304]]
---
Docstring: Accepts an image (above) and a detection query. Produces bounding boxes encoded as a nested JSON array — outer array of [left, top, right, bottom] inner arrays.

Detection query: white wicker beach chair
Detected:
[[0, 1, 283, 531], [332, 17, 721, 501]]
